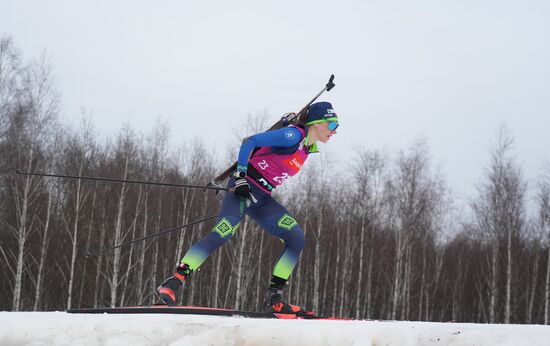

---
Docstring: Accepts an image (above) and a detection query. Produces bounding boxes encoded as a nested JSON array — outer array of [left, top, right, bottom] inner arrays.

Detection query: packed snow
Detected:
[[1, 311, 549, 346]]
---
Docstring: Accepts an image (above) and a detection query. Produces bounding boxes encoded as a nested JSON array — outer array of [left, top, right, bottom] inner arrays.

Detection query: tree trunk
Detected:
[[355, 215, 365, 318], [12, 164, 33, 311], [93, 206, 107, 308], [505, 227, 512, 323], [391, 232, 403, 320], [149, 197, 162, 305], [136, 191, 149, 304], [526, 249, 539, 324], [110, 160, 129, 307], [234, 218, 248, 310], [120, 187, 142, 306], [254, 229, 265, 311], [312, 213, 323, 312], [78, 184, 98, 308], [67, 172, 83, 310], [33, 183, 53, 311], [490, 243, 499, 323]]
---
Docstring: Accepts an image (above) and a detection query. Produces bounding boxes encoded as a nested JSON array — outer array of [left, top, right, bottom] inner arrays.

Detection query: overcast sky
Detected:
[[2, 0, 549, 200]]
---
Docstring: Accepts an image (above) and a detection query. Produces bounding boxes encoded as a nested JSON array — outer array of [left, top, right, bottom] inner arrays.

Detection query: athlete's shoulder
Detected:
[[279, 126, 303, 143]]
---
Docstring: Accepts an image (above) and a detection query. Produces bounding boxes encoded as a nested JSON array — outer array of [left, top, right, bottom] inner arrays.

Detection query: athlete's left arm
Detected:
[[236, 127, 302, 173]]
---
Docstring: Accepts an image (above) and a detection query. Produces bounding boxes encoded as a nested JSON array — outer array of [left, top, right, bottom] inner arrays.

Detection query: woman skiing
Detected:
[[156, 101, 339, 314]]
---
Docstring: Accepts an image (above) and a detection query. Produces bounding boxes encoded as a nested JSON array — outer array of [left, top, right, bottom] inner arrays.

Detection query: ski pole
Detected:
[[15, 170, 229, 191], [86, 214, 219, 257]]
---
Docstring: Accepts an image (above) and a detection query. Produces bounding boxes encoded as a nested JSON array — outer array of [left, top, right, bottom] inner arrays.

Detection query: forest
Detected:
[[1, 37, 550, 324]]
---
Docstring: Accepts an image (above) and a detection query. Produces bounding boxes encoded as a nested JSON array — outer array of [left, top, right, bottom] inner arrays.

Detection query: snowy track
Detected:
[[1, 312, 549, 346]]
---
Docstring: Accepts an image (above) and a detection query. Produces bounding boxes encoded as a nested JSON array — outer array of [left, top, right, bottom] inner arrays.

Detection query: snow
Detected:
[[1, 312, 549, 346]]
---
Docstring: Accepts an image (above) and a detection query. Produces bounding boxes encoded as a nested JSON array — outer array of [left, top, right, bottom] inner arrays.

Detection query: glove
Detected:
[[233, 171, 250, 198]]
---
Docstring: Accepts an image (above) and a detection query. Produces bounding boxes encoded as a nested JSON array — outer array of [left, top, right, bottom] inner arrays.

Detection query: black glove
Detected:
[[233, 171, 250, 198]]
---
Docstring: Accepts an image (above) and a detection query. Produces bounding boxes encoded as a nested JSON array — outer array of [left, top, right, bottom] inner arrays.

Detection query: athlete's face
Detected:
[[316, 121, 338, 143]]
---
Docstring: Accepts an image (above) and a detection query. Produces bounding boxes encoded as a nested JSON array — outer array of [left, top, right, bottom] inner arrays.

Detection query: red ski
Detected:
[[66, 305, 353, 321]]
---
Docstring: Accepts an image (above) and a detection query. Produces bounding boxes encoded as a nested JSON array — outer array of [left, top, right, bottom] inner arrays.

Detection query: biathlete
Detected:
[[156, 101, 339, 313]]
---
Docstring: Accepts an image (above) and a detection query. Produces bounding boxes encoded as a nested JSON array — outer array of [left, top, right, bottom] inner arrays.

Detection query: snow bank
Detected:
[[1, 312, 549, 346]]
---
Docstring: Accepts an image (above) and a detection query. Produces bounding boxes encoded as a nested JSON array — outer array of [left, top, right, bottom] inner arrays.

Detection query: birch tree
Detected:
[[63, 125, 96, 309], [471, 126, 526, 323], [5, 51, 60, 311], [106, 127, 138, 307], [388, 139, 438, 320], [349, 149, 387, 318]]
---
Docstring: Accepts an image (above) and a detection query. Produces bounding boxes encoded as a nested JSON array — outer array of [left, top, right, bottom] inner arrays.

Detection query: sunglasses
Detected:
[[327, 121, 339, 131]]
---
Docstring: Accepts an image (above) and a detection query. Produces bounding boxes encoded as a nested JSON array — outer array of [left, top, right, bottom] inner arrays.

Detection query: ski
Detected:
[[66, 305, 353, 321]]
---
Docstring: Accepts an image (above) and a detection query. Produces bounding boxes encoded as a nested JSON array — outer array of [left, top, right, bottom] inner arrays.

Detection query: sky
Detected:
[[2, 311, 550, 345], [1, 0, 549, 201]]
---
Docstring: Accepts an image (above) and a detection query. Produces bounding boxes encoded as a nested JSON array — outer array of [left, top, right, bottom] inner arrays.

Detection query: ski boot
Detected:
[[264, 277, 306, 315], [155, 263, 192, 306]]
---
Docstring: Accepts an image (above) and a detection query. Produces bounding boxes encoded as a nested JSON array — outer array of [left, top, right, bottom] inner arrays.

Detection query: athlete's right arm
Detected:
[[236, 127, 302, 173]]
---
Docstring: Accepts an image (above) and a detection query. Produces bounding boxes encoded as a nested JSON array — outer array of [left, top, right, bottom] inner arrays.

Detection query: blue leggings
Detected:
[[181, 179, 305, 280]]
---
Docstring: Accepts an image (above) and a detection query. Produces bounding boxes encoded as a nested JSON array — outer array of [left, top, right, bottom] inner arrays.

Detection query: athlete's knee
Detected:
[[274, 214, 305, 249], [287, 227, 305, 252]]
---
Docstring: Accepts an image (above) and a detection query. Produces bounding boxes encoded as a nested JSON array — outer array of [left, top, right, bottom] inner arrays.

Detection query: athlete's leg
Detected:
[[247, 197, 305, 280], [156, 185, 248, 305], [247, 197, 306, 313], [180, 190, 248, 271]]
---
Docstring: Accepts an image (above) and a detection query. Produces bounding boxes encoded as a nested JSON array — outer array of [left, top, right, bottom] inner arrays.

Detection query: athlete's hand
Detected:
[[233, 172, 250, 198]]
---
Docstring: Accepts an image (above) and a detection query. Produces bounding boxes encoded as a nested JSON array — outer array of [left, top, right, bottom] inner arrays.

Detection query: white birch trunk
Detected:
[[176, 189, 193, 262], [12, 152, 34, 311], [391, 232, 403, 320], [490, 243, 499, 323], [149, 198, 162, 305], [136, 192, 149, 304], [33, 183, 53, 311], [418, 241, 427, 321], [403, 248, 412, 320], [312, 212, 323, 312], [505, 227, 512, 323], [150, 241, 159, 305], [67, 173, 83, 310], [331, 227, 340, 315], [527, 251, 539, 324], [110, 161, 129, 307], [355, 215, 365, 318], [120, 187, 142, 305], [338, 220, 351, 317], [78, 185, 97, 308], [234, 219, 248, 310], [93, 207, 107, 308], [214, 241, 223, 308], [366, 237, 374, 319], [254, 229, 264, 311]]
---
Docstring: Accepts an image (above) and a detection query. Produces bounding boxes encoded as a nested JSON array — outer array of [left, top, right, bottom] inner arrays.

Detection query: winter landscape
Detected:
[[2, 1, 550, 345]]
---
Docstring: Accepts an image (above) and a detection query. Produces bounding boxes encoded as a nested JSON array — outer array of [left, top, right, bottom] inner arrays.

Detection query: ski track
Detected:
[[1, 312, 549, 346]]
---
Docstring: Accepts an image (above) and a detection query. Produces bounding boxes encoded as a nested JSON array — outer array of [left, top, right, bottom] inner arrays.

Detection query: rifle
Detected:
[[211, 74, 335, 184]]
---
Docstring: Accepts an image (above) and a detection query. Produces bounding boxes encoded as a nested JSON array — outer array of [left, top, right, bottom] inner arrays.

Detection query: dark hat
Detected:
[[306, 102, 338, 125]]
